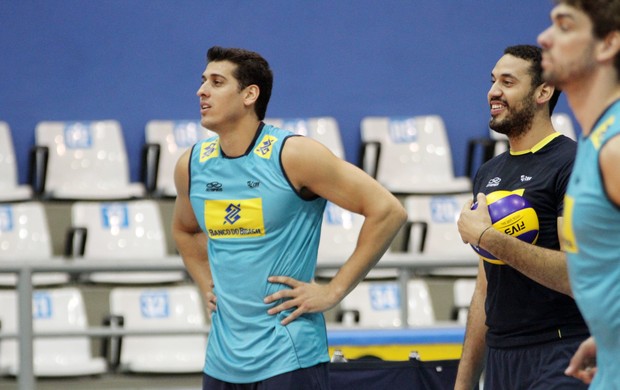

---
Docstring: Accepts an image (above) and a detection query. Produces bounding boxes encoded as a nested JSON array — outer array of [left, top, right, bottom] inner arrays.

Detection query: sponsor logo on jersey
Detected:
[[206, 182, 223, 192], [520, 175, 532, 182], [486, 177, 501, 187], [199, 139, 219, 163], [254, 135, 278, 159], [204, 198, 265, 239]]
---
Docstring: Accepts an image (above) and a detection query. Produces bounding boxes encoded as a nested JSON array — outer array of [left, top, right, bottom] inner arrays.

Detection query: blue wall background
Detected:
[[0, 0, 571, 184]]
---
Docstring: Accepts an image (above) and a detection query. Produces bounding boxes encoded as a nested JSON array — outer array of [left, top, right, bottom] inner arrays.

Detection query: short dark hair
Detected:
[[554, 0, 620, 76], [206, 46, 273, 120], [504, 44, 561, 115]]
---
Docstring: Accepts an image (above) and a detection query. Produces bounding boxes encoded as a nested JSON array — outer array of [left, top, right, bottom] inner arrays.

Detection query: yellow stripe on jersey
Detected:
[[562, 195, 578, 254]]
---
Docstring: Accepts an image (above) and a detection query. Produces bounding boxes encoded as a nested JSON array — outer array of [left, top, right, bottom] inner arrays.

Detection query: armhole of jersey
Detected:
[[279, 135, 321, 201], [187, 143, 197, 198], [598, 132, 620, 210]]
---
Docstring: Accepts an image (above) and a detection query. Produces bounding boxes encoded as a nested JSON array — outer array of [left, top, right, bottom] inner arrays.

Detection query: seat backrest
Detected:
[[0, 202, 70, 286], [453, 278, 477, 324], [0, 122, 20, 192], [406, 279, 436, 326], [0, 122, 32, 201], [35, 120, 143, 199], [109, 285, 207, 371], [70, 199, 185, 284], [72, 199, 167, 259], [317, 202, 364, 266], [0, 202, 52, 260], [405, 193, 475, 257], [361, 116, 470, 193], [145, 120, 215, 196], [338, 279, 435, 328], [264, 117, 345, 159], [551, 112, 577, 140], [339, 281, 403, 328], [0, 288, 102, 375]]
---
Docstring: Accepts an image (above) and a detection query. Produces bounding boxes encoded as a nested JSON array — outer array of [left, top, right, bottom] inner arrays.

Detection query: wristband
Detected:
[[476, 226, 493, 248]]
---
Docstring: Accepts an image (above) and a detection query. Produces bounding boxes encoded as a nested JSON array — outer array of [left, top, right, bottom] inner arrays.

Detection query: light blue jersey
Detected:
[[188, 123, 329, 383], [563, 100, 620, 389]]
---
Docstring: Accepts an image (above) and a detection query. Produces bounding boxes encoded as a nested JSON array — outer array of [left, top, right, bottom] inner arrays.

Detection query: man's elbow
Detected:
[[390, 202, 408, 229]]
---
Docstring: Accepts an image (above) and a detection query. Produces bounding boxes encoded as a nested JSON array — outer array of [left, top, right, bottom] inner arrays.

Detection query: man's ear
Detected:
[[536, 83, 554, 105], [243, 84, 260, 106], [597, 30, 620, 63]]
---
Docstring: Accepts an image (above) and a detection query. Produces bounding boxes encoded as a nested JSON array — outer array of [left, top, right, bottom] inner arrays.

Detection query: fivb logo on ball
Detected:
[[471, 190, 539, 265]]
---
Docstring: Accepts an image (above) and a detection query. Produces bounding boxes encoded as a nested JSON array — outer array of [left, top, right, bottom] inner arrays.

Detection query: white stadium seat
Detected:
[[316, 202, 399, 279], [453, 278, 477, 325], [404, 194, 479, 276], [361, 116, 471, 194], [0, 122, 32, 202], [338, 279, 435, 328], [551, 112, 577, 140], [108, 285, 207, 373], [0, 202, 69, 286], [0, 288, 107, 377], [34, 120, 144, 200], [68, 199, 185, 284]]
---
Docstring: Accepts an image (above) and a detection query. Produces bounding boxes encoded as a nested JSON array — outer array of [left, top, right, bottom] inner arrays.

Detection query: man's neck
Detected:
[[214, 117, 262, 157], [508, 116, 557, 153], [565, 69, 620, 136]]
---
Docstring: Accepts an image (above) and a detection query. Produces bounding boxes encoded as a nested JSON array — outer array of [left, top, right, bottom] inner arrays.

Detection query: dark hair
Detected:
[[554, 0, 620, 75], [504, 44, 561, 115], [206, 46, 273, 120]]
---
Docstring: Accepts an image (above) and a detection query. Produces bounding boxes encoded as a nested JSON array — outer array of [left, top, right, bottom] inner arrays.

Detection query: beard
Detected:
[[489, 93, 536, 139]]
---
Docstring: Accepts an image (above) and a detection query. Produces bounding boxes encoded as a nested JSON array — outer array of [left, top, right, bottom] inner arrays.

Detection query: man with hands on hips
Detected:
[[171, 46, 407, 390]]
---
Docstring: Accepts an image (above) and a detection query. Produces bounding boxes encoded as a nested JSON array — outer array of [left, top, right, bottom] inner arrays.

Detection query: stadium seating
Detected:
[[0, 122, 32, 202], [317, 202, 404, 279], [33, 120, 144, 200], [551, 112, 577, 140], [452, 278, 477, 325], [360, 116, 471, 195], [0, 202, 69, 286], [66, 199, 185, 284], [337, 279, 435, 327], [0, 287, 107, 377], [316, 202, 363, 277], [106, 285, 207, 373], [403, 194, 479, 276]]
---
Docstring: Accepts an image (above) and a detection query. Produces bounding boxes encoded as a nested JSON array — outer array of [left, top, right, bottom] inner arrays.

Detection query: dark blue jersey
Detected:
[[473, 132, 589, 348]]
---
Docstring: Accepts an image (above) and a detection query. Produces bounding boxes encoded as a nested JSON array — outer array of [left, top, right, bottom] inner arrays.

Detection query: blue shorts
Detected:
[[202, 363, 329, 390], [485, 337, 589, 389]]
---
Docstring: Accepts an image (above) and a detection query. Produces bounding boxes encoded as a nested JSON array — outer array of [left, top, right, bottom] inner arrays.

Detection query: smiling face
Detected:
[[196, 60, 249, 131], [537, 4, 598, 90], [488, 54, 538, 138]]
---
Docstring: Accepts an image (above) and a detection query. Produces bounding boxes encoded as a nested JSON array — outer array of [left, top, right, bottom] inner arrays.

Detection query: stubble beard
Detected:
[[489, 93, 536, 140], [542, 43, 597, 89]]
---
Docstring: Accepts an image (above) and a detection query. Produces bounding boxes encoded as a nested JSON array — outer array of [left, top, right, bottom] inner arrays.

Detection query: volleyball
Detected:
[[471, 190, 539, 264]]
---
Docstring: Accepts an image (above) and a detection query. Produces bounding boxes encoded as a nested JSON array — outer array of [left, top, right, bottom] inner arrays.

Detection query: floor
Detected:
[[0, 372, 202, 390]]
